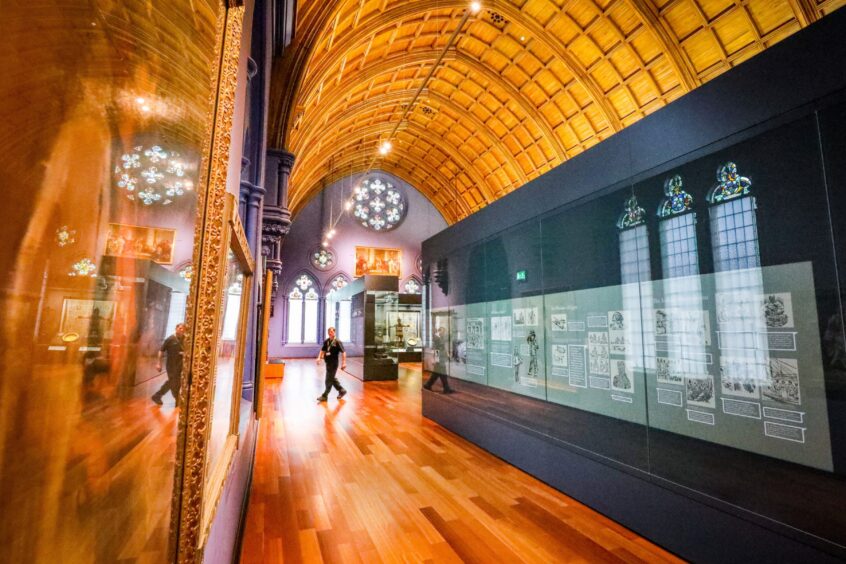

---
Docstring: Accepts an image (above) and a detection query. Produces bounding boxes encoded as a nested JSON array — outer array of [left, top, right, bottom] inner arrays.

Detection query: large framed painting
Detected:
[[104, 222, 176, 264], [60, 298, 117, 340], [355, 246, 401, 278]]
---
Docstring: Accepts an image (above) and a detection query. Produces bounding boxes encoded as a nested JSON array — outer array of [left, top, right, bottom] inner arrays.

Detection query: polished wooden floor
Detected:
[[240, 360, 682, 563]]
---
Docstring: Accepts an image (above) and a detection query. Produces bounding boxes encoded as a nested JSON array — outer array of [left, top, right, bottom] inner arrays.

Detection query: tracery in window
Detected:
[[287, 273, 319, 344], [352, 176, 407, 231]]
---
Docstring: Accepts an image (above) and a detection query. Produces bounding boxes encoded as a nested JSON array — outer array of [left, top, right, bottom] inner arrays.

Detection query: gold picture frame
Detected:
[[104, 222, 176, 264], [354, 246, 401, 278]]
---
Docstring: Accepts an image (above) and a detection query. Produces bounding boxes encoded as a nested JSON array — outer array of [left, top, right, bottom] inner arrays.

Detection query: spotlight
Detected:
[[327, 232, 334, 239], [344, 200, 352, 211], [136, 97, 146, 105], [379, 140, 392, 155], [470, 1, 482, 14], [322, 240, 329, 248], [330, 229, 336, 236]]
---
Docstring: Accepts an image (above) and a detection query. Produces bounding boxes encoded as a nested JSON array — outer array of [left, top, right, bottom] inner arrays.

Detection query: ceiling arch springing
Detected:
[[271, 0, 846, 224]]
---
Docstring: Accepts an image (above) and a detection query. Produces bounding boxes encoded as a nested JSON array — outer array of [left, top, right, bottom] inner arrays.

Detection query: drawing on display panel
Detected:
[[513, 307, 538, 327], [685, 375, 716, 409], [526, 330, 539, 379], [588, 332, 609, 375], [466, 318, 484, 350], [655, 309, 668, 336], [656, 356, 683, 385], [491, 316, 512, 341], [60, 299, 117, 340], [512, 347, 522, 382], [719, 355, 762, 399], [551, 344, 568, 367], [550, 313, 568, 332], [762, 293, 794, 329], [611, 360, 634, 393], [608, 310, 628, 354], [763, 358, 801, 405], [716, 292, 759, 325]]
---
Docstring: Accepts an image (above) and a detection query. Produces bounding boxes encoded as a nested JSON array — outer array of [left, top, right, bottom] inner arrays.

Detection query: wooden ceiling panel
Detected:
[[272, 0, 842, 223]]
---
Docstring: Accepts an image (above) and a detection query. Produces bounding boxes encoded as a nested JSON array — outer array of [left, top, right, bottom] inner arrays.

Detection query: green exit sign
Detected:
[[515, 270, 527, 282]]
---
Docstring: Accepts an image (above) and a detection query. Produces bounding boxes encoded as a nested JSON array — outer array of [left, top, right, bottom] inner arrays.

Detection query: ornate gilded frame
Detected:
[[171, 2, 248, 561]]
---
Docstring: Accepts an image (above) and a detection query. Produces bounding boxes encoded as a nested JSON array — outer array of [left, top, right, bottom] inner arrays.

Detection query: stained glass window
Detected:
[[287, 273, 319, 344], [324, 275, 350, 341], [113, 145, 194, 205], [618, 195, 654, 370], [403, 277, 422, 294], [352, 176, 407, 231], [311, 248, 335, 271], [708, 163, 760, 271]]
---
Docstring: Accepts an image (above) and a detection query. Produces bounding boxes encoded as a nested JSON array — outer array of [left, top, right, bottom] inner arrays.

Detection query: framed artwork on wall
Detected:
[[355, 246, 401, 278], [104, 222, 176, 264]]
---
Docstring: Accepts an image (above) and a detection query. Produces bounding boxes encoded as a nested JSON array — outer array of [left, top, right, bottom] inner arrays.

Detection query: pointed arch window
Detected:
[[324, 274, 351, 342], [288, 273, 320, 344], [403, 276, 422, 294]]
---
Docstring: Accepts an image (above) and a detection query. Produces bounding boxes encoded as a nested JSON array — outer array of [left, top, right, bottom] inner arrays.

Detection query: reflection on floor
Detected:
[[241, 360, 680, 563], [2, 364, 178, 563]]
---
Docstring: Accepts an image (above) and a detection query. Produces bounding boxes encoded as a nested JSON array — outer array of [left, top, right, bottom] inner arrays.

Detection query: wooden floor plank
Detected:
[[239, 361, 684, 563]]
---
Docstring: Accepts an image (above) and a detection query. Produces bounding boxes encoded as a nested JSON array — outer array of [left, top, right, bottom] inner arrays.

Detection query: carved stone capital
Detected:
[[267, 148, 295, 172]]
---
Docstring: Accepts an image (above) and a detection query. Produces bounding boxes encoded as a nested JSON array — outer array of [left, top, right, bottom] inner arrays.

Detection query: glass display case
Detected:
[[327, 275, 400, 381]]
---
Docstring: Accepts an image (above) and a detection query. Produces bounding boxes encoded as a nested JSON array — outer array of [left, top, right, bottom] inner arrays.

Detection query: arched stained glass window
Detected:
[[708, 162, 765, 362], [658, 175, 699, 278], [657, 175, 707, 388], [617, 195, 653, 372], [707, 162, 760, 271], [324, 274, 351, 342], [287, 273, 320, 344]]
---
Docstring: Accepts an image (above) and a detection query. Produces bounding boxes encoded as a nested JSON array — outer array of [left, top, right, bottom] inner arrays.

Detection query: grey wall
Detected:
[[270, 171, 447, 357]]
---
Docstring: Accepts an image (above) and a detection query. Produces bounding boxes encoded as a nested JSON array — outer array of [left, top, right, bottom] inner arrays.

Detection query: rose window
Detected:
[[352, 176, 406, 231]]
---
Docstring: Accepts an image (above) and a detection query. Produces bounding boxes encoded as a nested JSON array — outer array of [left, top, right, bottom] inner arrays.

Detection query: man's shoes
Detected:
[[443, 389, 455, 394], [317, 395, 328, 402], [151, 395, 163, 406], [338, 389, 347, 399], [422, 384, 432, 391]]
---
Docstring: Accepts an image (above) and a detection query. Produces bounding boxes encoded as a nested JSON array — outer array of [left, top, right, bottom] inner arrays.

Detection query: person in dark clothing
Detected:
[[316, 327, 347, 401], [151, 323, 186, 405], [424, 326, 453, 393]]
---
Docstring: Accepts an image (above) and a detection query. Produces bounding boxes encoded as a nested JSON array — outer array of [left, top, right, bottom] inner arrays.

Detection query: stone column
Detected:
[[262, 148, 294, 299]]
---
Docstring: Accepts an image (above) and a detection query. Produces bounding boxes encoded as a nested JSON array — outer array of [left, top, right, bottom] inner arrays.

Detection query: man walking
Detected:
[[316, 326, 347, 401], [424, 325, 453, 393], [152, 323, 186, 405]]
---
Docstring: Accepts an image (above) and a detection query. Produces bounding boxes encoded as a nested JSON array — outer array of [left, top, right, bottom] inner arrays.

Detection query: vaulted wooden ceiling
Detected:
[[270, 0, 844, 224]]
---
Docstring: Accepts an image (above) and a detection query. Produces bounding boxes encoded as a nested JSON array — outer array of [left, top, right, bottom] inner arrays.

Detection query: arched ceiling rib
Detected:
[[271, 0, 845, 224]]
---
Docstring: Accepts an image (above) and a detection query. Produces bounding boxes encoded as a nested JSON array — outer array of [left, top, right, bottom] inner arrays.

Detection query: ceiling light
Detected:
[[470, 1, 482, 14], [344, 200, 353, 211], [136, 97, 145, 105], [322, 240, 329, 248], [379, 140, 392, 155], [330, 229, 336, 236]]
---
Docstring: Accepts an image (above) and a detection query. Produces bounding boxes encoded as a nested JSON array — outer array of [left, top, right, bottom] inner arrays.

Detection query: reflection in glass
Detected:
[[0, 2, 220, 560], [207, 250, 244, 482], [708, 163, 767, 400], [657, 175, 709, 404]]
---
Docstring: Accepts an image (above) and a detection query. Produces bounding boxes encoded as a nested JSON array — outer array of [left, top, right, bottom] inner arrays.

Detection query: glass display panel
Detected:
[[0, 2, 221, 561], [425, 110, 846, 547]]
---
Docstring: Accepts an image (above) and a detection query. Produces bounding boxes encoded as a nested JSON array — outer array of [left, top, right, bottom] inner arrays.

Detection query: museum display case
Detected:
[[329, 275, 401, 381], [422, 13, 846, 561]]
